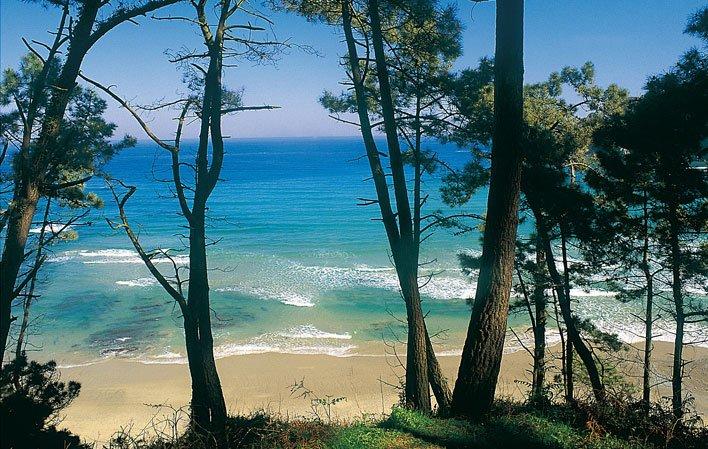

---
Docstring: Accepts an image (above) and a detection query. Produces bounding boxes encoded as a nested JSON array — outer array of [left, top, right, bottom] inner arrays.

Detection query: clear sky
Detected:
[[1, 0, 705, 138]]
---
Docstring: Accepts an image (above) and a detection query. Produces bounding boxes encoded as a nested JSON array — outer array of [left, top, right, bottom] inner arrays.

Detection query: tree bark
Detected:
[[642, 273, 653, 407], [565, 337, 574, 402], [451, 0, 524, 418], [185, 209, 227, 435], [640, 194, 653, 408], [537, 219, 605, 402], [560, 226, 575, 402], [530, 237, 547, 401], [426, 331, 452, 413], [183, 10, 230, 436], [0, 185, 40, 366], [668, 202, 684, 419], [14, 199, 51, 364], [367, 0, 431, 411]]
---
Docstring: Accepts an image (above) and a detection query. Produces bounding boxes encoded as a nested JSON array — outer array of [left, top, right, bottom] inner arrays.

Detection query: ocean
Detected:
[[17, 137, 707, 366]]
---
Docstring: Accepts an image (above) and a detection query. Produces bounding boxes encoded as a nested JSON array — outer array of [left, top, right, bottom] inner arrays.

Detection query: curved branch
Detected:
[[88, 0, 183, 48], [106, 180, 188, 313], [78, 73, 173, 151]]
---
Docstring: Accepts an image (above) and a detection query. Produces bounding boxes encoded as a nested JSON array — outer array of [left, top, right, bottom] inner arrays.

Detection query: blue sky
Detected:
[[1, 0, 705, 138]]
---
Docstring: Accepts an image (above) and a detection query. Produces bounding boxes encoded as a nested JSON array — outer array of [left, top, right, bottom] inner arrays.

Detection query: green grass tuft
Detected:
[[325, 424, 440, 449]]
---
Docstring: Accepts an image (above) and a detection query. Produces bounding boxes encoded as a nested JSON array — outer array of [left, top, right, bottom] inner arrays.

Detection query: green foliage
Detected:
[[278, 0, 343, 25], [0, 52, 133, 208], [440, 161, 489, 207], [0, 354, 87, 449], [311, 0, 464, 157], [685, 6, 708, 41], [439, 59, 628, 212], [589, 32, 708, 315]]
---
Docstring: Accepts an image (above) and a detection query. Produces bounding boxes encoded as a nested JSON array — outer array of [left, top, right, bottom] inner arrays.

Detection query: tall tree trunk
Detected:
[[366, 0, 438, 411], [642, 273, 653, 407], [186, 209, 227, 437], [0, 185, 39, 366], [0, 1, 101, 366], [184, 25, 229, 438], [530, 238, 547, 401], [451, 0, 524, 418], [537, 219, 604, 402], [413, 88, 451, 412], [565, 337, 574, 402], [552, 291, 570, 399], [668, 203, 684, 419], [641, 193, 653, 408], [14, 199, 51, 364], [560, 226, 575, 402], [399, 275, 432, 411]]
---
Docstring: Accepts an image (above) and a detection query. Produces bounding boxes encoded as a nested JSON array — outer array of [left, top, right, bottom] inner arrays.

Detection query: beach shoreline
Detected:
[[59, 341, 708, 444]]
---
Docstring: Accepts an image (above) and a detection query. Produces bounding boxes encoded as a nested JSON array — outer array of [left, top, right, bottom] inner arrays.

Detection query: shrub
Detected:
[[0, 354, 88, 449]]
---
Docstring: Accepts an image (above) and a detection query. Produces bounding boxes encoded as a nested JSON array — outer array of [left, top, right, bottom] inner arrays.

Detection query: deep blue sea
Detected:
[[16, 137, 707, 366]]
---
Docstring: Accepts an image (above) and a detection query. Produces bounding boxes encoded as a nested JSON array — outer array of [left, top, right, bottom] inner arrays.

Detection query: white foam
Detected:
[[276, 325, 352, 340], [214, 342, 356, 358], [116, 277, 157, 288], [52, 248, 189, 265], [568, 288, 618, 298], [78, 249, 136, 258], [141, 351, 187, 364], [278, 293, 316, 307], [216, 286, 315, 307], [210, 326, 356, 359]]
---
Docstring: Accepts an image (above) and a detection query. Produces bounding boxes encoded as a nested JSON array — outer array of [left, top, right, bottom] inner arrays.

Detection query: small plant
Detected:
[[290, 378, 346, 423]]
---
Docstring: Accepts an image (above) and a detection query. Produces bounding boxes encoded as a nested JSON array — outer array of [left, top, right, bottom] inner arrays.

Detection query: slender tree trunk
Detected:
[[363, 0, 441, 411], [413, 89, 451, 412], [184, 26, 229, 438], [668, 203, 684, 419], [14, 199, 51, 363], [565, 337, 574, 402], [552, 291, 570, 398], [641, 193, 653, 408], [530, 238, 547, 400], [425, 331, 452, 413], [451, 0, 524, 418], [537, 220, 604, 402], [560, 226, 575, 402], [400, 274, 432, 411], [184, 314, 210, 430], [642, 273, 653, 407]]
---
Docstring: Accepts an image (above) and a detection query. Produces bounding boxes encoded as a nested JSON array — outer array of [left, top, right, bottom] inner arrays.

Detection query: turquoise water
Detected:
[[16, 137, 706, 365]]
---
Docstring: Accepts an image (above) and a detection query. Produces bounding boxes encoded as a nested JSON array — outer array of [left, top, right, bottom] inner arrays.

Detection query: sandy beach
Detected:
[[58, 341, 708, 444]]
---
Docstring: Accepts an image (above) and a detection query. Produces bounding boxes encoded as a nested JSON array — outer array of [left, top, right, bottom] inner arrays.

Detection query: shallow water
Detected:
[[13, 137, 706, 366]]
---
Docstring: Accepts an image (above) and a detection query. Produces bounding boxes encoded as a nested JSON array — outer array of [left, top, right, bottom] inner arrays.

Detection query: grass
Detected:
[[326, 425, 440, 449], [199, 406, 652, 449], [379, 407, 649, 449]]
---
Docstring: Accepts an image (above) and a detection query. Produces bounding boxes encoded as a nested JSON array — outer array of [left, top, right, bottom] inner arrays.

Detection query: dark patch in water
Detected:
[[130, 302, 165, 312], [86, 319, 169, 357]]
